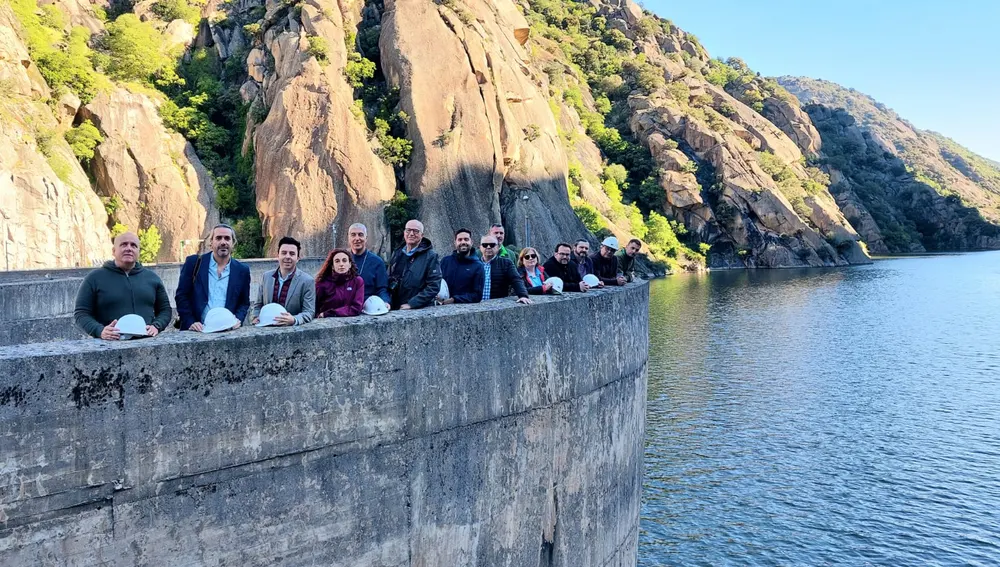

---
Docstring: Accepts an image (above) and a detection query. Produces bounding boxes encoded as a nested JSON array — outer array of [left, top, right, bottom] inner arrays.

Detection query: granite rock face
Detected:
[[80, 88, 218, 262], [0, 6, 110, 270]]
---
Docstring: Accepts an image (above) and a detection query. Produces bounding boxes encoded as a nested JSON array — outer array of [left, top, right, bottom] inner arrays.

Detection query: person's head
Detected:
[[574, 239, 590, 259], [625, 238, 641, 258], [403, 219, 424, 248], [317, 248, 358, 282], [113, 231, 140, 270], [480, 235, 499, 261], [490, 223, 505, 245], [276, 236, 301, 273], [553, 243, 572, 265], [518, 247, 540, 269], [600, 236, 618, 258], [454, 228, 473, 256], [348, 223, 368, 254], [209, 224, 236, 260]]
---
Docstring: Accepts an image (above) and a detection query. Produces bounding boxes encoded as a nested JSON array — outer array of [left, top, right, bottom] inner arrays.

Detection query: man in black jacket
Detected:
[[591, 236, 626, 286], [439, 228, 484, 304], [388, 219, 441, 310], [479, 235, 531, 304], [542, 242, 591, 292], [74, 231, 172, 339]]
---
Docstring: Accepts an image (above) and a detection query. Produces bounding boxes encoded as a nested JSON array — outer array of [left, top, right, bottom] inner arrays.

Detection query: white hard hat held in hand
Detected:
[[256, 303, 288, 327], [203, 307, 239, 333], [363, 296, 390, 316], [582, 274, 601, 288], [116, 314, 148, 340], [437, 279, 450, 302], [547, 277, 564, 294]]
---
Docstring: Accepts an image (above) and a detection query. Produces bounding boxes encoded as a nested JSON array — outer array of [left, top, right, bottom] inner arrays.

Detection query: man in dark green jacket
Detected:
[[74, 232, 172, 340]]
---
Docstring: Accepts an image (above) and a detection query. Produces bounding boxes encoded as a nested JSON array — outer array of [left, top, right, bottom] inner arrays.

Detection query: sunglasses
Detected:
[[523, 254, 537, 259], [481, 243, 497, 248]]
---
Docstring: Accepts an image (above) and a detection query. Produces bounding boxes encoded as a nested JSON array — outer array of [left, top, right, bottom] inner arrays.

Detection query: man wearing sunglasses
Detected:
[[479, 235, 531, 304]]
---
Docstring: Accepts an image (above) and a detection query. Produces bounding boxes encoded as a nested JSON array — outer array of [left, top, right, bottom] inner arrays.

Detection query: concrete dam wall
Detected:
[[0, 283, 649, 566]]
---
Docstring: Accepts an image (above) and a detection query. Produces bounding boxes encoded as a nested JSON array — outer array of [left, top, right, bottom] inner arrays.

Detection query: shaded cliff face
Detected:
[[380, 0, 588, 254], [779, 77, 1000, 252], [0, 5, 110, 270]]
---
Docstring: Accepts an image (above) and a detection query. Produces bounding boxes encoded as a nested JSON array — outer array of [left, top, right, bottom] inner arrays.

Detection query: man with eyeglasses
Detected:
[[176, 223, 251, 331], [388, 219, 441, 310], [542, 242, 590, 292], [439, 228, 485, 304], [479, 235, 531, 304]]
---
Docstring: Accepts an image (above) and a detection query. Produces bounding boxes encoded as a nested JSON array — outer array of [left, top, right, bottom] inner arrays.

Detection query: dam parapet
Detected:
[[0, 282, 648, 566]]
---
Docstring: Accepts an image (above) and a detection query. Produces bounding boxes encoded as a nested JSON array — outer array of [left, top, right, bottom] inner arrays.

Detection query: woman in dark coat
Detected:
[[315, 249, 364, 317], [516, 247, 554, 295]]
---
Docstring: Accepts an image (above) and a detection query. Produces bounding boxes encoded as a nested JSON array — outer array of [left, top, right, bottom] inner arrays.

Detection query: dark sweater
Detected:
[[440, 252, 485, 303], [353, 250, 391, 304], [541, 257, 584, 292], [74, 261, 172, 338], [591, 252, 622, 286]]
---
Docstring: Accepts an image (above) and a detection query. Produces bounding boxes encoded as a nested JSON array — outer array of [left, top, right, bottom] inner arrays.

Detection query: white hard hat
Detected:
[[256, 303, 288, 327], [202, 307, 239, 333], [437, 279, 450, 301], [547, 277, 564, 294], [582, 274, 601, 288], [116, 313, 148, 339], [601, 236, 619, 250], [363, 296, 389, 316]]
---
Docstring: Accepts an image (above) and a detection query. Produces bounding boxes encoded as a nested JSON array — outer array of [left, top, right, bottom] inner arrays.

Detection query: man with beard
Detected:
[[250, 236, 315, 326], [348, 222, 391, 305], [616, 238, 642, 282], [592, 236, 626, 286], [574, 239, 598, 283], [176, 223, 251, 331], [542, 242, 591, 293], [74, 231, 172, 340], [439, 228, 485, 304], [388, 219, 441, 310]]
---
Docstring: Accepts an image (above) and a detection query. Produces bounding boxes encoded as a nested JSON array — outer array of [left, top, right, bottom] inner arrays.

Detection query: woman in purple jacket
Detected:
[[315, 249, 364, 318]]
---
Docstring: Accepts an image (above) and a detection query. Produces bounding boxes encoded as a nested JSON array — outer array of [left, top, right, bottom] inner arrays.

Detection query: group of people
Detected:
[[73, 220, 642, 340]]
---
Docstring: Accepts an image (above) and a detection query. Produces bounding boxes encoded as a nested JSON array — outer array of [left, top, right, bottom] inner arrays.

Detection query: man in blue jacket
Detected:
[[175, 224, 251, 331], [348, 222, 391, 306], [439, 228, 484, 304]]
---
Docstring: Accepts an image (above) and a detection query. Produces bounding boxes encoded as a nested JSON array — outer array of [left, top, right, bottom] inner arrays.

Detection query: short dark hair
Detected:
[[490, 223, 504, 229], [628, 238, 642, 247], [454, 228, 472, 238], [555, 242, 572, 253], [277, 236, 301, 254], [575, 239, 589, 246]]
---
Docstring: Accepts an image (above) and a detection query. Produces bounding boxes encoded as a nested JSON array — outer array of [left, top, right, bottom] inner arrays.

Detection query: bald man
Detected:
[[74, 231, 173, 340]]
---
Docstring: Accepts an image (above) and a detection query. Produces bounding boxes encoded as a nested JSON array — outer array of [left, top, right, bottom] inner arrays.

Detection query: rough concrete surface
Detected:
[[0, 283, 648, 566]]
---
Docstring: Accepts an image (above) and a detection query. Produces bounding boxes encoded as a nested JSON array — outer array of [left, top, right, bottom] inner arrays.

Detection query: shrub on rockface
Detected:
[[64, 120, 103, 162], [103, 14, 169, 82]]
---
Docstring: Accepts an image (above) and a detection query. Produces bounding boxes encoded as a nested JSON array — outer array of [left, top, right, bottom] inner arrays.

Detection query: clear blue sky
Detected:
[[643, 0, 1000, 162]]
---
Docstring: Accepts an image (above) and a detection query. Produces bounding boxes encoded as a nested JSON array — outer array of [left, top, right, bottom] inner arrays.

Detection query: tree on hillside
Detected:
[[103, 15, 168, 82]]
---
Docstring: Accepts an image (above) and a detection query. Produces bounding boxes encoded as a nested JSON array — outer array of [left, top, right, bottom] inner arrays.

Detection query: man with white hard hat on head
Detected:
[[591, 236, 626, 286], [250, 236, 315, 326], [74, 231, 172, 340]]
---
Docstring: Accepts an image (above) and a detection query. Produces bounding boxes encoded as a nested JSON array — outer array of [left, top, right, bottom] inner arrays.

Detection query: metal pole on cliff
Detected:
[[521, 194, 530, 248]]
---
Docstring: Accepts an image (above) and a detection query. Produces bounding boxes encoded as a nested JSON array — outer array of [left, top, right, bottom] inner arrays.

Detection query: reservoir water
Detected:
[[639, 252, 1000, 566]]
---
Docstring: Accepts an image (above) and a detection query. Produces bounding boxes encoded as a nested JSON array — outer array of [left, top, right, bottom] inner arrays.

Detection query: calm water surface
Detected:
[[640, 252, 1000, 566]]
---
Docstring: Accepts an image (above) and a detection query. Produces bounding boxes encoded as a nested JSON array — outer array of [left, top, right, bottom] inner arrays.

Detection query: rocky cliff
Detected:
[[779, 77, 1000, 253], [9, 0, 989, 271]]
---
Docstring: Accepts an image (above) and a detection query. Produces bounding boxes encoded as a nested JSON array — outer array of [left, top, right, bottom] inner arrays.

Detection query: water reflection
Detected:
[[640, 252, 1000, 566]]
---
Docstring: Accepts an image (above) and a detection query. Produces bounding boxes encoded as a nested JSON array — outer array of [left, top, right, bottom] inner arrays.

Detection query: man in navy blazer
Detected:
[[175, 224, 251, 331]]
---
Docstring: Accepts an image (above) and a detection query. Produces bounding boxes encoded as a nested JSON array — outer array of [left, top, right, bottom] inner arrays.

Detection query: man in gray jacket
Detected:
[[250, 236, 315, 326], [74, 231, 172, 340]]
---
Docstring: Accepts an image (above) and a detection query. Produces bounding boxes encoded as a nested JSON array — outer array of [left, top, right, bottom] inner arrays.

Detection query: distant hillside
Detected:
[[778, 76, 1000, 253]]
